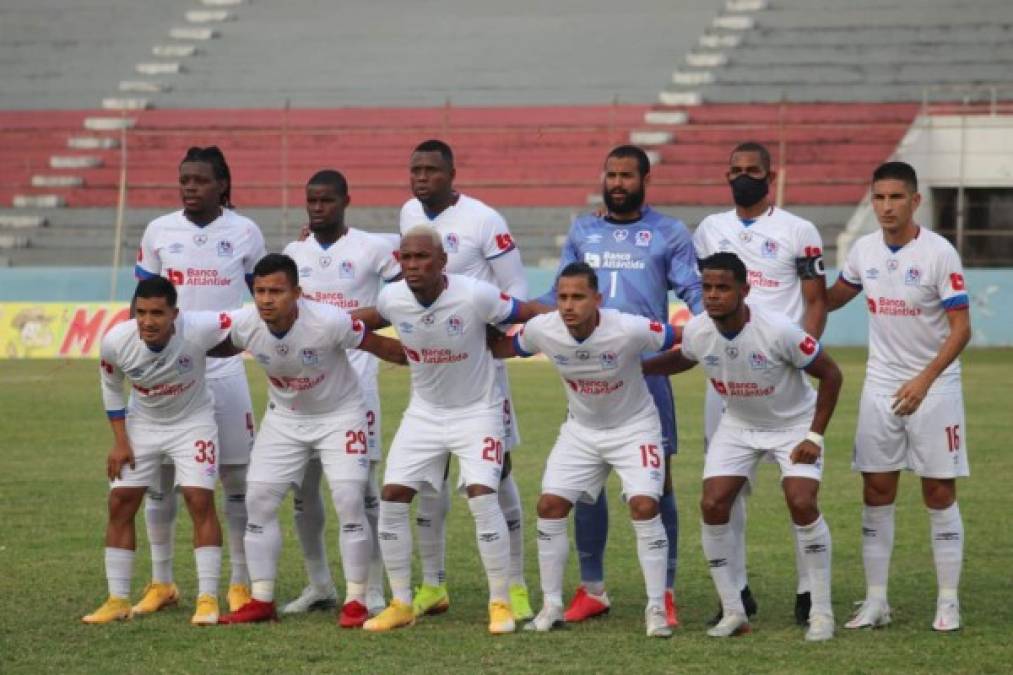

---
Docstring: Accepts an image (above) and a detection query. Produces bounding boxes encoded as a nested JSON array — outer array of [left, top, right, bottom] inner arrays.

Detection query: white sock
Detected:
[[794, 528, 811, 595], [928, 502, 963, 602], [498, 472, 525, 588], [632, 515, 668, 608], [378, 500, 413, 605], [467, 493, 511, 604], [365, 463, 384, 597], [861, 504, 895, 601], [244, 481, 288, 602], [220, 464, 250, 586], [535, 517, 568, 608], [194, 546, 222, 597], [701, 522, 744, 616], [105, 547, 134, 598], [795, 515, 832, 618], [329, 479, 370, 604], [728, 490, 748, 591], [293, 459, 333, 590], [416, 480, 450, 586], [145, 464, 176, 584]]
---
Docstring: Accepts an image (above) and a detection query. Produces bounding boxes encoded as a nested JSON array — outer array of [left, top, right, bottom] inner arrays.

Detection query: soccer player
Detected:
[[490, 262, 676, 638], [398, 139, 533, 620], [828, 162, 971, 632], [539, 145, 702, 626], [279, 170, 401, 616], [214, 254, 406, 626], [644, 252, 842, 642], [83, 277, 233, 625], [134, 146, 266, 614], [353, 227, 543, 635], [693, 141, 828, 625]]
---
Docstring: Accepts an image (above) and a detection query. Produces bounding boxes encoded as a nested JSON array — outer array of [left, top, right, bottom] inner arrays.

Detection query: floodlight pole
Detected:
[[110, 110, 129, 301]]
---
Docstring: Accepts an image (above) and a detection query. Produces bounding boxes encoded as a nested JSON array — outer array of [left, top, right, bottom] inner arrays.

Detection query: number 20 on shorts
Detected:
[[482, 437, 504, 464]]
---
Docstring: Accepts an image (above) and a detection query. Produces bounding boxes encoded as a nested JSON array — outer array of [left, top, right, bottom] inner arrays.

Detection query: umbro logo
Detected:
[[804, 544, 827, 554], [342, 523, 365, 534], [479, 533, 501, 543], [379, 532, 397, 541], [935, 532, 961, 541], [246, 523, 264, 535], [708, 558, 728, 568], [647, 539, 667, 551], [861, 527, 877, 537]]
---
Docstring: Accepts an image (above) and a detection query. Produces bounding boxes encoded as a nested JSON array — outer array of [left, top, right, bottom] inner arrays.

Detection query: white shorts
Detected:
[[249, 408, 370, 487], [363, 386, 382, 462], [114, 417, 219, 491], [209, 373, 256, 465], [704, 424, 823, 483], [384, 404, 504, 494], [542, 414, 665, 505], [495, 360, 521, 451], [853, 387, 969, 478]]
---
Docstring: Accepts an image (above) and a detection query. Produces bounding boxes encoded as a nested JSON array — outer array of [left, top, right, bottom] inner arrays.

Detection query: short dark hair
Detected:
[[180, 146, 233, 207], [730, 141, 772, 173], [699, 252, 748, 284], [134, 276, 177, 307], [253, 253, 299, 287], [306, 169, 348, 195], [872, 161, 918, 192], [558, 261, 599, 291], [606, 145, 651, 176], [413, 139, 454, 167]]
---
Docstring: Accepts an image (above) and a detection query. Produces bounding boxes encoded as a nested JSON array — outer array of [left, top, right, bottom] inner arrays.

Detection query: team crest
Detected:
[[301, 349, 319, 366], [339, 260, 355, 279], [635, 230, 652, 247], [739, 231, 752, 243], [749, 351, 768, 370], [612, 229, 629, 242], [217, 240, 234, 257], [193, 232, 208, 246], [600, 351, 618, 370], [725, 345, 739, 359], [168, 242, 185, 255], [446, 315, 463, 336], [176, 354, 193, 373], [421, 313, 435, 327], [576, 349, 591, 361], [319, 255, 332, 268], [275, 343, 290, 356], [761, 240, 778, 258], [904, 265, 922, 285], [887, 258, 899, 272], [444, 233, 460, 253]]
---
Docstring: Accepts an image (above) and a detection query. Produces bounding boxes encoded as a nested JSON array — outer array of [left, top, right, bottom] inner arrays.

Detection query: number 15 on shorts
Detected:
[[640, 444, 660, 468]]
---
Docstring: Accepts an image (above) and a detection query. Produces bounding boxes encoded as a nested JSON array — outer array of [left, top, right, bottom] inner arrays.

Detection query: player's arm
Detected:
[[641, 349, 696, 376], [350, 307, 389, 330], [827, 276, 861, 312], [508, 298, 552, 324], [489, 248, 528, 299], [800, 278, 828, 337], [357, 331, 407, 366], [207, 334, 243, 358], [791, 350, 843, 464], [666, 225, 704, 314], [892, 307, 971, 416], [134, 225, 161, 280], [99, 345, 134, 480]]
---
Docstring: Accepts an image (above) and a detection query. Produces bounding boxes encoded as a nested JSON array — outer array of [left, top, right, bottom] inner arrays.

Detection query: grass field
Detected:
[[2, 348, 1012, 674]]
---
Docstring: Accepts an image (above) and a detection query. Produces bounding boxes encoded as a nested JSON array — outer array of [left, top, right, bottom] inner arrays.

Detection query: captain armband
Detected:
[[795, 254, 825, 280]]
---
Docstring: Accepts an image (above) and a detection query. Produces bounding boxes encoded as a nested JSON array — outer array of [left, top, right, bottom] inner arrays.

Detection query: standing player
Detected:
[[828, 162, 971, 632], [398, 140, 533, 620], [280, 170, 400, 616], [693, 141, 828, 625], [644, 252, 842, 641], [490, 262, 676, 638], [214, 254, 407, 625], [83, 277, 232, 625], [134, 146, 266, 614], [539, 145, 701, 626], [354, 227, 544, 634]]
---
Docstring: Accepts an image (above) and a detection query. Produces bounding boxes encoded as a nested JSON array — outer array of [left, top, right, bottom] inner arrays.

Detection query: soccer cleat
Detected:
[[363, 600, 415, 632], [932, 600, 961, 632], [191, 594, 220, 626], [82, 596, 132, 624], [844, 598, 892, 629], [281, 585, 338, 614], [217, 598, 277, 624], [707, 612, 751, 638], [664, 590, 680, 628], [366, 589, 387, 617], [338, 599, 369, 628], [795, 591, 812, 626], [805, 613, 835, 642], [227, 583, 252, 613], [488, 600, 516, 635], [524, 604, 565, 632], [563, 586, 610, 623], [707, 585, 757, 627], [510, 584, 534, 621], [131, 582, 179, 615], [645, 604, 673, 638], [412, 583, 450, 617]]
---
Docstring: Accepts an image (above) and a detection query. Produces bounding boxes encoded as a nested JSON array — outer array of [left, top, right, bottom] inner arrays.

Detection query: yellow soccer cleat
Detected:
[[509, 584, 534, 621], [191, 594, 220, 626], [488, 600, 516, 635], [412, 583, 450, 617], [131, 582, 179, 616], [362, 600, 416, 632], [227, 583, 251, 613], [82, 596, 132, 624]]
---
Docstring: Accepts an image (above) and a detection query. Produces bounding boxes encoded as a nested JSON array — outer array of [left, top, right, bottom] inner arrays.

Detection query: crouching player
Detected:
[[83, 277, 234, 625], [491, 261, 676, 638]]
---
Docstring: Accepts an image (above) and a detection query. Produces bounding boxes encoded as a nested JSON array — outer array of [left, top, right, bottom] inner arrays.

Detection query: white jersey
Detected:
[[377, 274, 517, 413], [515, 309, 675, 429], [100, 311, 233, 426], [681, 305, 820, 429], [284, 229, 401, 385], [840, 226, 968, 393], [693, 206, 823, 323], [228, 299, 366, 417], [137, 208, 267, 378]]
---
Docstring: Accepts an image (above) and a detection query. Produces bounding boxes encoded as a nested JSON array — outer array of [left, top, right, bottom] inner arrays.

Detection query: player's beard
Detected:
[[602, 184, 645, 215]]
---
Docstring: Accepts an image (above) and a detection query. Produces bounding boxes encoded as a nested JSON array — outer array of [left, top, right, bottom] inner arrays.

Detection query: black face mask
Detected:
[[729, 174, 769, 208]]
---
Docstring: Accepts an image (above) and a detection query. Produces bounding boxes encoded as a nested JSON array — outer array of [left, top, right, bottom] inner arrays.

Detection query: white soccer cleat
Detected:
[[645, 604, 672, 638], [805, 613, 835, 642], [844, 598, 892, 629], [523, 603, 565, 632], [706, 611, 750, 638], [932, 599, 960, 632], [281, 584, 338, 614]]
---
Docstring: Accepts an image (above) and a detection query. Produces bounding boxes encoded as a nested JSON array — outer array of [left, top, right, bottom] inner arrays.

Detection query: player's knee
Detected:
[[862, 474, 898, 506], [537, 494, 572, 519], [784, 491, 819, 524], [330, 481, 366, 518], [182, 488, 215, 516], [465, 483, 496, 499], [921, 478, 956, 509], [380, 484, 415, 503], [108, 489, 144, 521], [699, 492, 732, 524], [627, 495, 659, 521]]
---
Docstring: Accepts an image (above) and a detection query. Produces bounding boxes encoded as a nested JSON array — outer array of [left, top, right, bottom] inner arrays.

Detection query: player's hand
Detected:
[[298, 225, 311, 241], [790, 439, 821, 464], [891, 375, 931, 416], [107, 443, 135, 481]]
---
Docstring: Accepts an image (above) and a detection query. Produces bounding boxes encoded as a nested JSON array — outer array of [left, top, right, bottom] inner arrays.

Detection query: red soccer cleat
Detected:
[[563, 585, 611, 623], [665, 590, 680, 628], [338, 600, 369, 628], [218, 598, 278, 624]]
